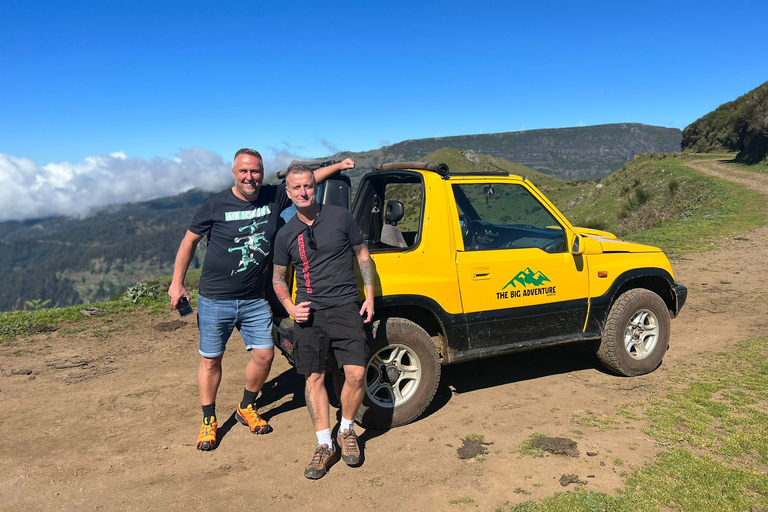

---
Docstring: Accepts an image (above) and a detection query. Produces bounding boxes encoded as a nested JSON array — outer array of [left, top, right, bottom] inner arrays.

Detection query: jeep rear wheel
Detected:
[[596, 289, 670, 376], [334, 317, 441, 429]]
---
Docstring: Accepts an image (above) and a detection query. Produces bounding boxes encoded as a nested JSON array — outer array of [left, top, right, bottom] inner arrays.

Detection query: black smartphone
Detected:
[[176, 297, 193, 317]]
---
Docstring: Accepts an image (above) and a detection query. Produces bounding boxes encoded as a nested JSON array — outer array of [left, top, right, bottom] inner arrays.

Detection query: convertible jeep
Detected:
[[272, 161, 687, 429]]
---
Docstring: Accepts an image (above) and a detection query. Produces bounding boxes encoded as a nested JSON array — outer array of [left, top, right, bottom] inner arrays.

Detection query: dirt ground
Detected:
[[1, 160, 767, 512]]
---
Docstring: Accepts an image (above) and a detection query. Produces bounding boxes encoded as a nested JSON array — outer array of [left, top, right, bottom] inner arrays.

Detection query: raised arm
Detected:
[[168, 230, 203, 307], [353, 243, 376, 323], [313, 158, 355, 185], [272, 263, 311, 323]]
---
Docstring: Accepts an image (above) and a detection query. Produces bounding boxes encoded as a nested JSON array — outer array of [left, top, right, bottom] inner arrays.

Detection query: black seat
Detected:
[[380, 200, 407, 248]]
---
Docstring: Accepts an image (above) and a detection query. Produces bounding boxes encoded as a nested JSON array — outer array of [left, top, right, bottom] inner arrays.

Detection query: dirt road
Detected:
[[1, 160, 767, 511]]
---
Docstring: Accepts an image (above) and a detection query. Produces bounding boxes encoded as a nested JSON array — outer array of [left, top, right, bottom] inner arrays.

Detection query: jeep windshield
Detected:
[[452, 183, 567, 253]]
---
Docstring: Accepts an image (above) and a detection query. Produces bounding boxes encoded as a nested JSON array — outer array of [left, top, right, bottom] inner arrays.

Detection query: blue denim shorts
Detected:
[[197, 295, 274, 358]]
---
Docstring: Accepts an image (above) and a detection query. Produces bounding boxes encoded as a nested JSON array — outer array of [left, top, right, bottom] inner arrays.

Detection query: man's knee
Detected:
[[305, 372, 326, 389], [200, 355, 223, 372], [250, 348, 274, 366], [343, 365, 365, 388]]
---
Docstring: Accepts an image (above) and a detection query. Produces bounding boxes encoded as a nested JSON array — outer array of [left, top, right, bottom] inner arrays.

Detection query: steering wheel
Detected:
[[541, 236, 565, 254], [459, 214, 473, 247]]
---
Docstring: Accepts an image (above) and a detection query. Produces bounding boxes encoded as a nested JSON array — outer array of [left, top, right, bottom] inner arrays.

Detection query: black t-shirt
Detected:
[[274, 204, 364, 310], [190, 185, 291, 300]]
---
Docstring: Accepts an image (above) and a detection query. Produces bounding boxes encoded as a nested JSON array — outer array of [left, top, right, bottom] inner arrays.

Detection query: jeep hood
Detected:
[[574, 227, 662, 253]]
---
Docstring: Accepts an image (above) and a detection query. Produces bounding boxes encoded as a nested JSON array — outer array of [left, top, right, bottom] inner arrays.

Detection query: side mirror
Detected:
[[571, 235, 585, 255]]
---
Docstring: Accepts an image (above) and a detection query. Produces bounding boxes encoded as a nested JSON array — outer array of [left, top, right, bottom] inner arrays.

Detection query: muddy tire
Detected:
[[596, 289, 670, 376], [333, 317, 441, 430]]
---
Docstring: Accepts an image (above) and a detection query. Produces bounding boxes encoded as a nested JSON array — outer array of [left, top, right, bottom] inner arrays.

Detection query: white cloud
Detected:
[[0, 145, 326, 221], [0, 147, 235, 221]]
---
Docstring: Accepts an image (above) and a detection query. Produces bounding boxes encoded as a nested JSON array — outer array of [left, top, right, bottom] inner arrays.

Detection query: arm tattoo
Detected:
[[305, 385, 319, 425], [272, 264, 292, 303], [358, 256, 375, 287]]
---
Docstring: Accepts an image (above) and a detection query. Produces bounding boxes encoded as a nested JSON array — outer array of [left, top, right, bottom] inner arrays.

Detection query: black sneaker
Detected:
[[304, 444, 339, 479]]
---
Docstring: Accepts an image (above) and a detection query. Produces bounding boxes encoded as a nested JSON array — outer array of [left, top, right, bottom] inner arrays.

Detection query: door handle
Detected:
[[472, 267, 491, 280]]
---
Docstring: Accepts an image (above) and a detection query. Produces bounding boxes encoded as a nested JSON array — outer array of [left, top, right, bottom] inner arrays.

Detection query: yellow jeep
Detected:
[[274, 161, 687, 429]]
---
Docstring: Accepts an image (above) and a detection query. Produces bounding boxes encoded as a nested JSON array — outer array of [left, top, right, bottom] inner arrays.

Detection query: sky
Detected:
[[1, 0, 766, 221]]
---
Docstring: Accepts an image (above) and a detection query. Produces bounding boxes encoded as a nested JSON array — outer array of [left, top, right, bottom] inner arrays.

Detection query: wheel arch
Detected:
[[587, 268, 679, 333], [374, 301, 448, 360]]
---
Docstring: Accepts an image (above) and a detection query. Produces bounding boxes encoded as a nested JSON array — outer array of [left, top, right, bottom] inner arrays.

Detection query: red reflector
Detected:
[[597, 271, 608, 278]]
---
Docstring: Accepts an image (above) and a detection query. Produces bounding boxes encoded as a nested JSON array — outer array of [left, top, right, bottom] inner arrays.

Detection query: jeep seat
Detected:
[[380, 200, 407, 248]]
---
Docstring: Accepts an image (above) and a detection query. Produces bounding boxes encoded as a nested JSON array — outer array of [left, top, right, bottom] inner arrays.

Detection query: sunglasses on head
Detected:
[[304, 225, 317, 250]]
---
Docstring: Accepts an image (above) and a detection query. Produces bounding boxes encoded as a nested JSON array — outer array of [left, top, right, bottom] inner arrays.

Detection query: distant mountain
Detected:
[[0, 189, 210, 311], [322, 123, 681, 181], [682, 80, 768, 163]]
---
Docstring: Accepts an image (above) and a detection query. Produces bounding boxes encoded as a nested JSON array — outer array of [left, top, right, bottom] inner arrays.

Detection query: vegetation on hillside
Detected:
[[332, 123, 681, 182], [0, 189, 211, 312], [561, 153, 766, 256], [682, 80, 768, 163]]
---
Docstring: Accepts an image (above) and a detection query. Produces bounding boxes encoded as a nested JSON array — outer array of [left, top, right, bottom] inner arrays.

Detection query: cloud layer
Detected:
[[0, 147, 305, 221]]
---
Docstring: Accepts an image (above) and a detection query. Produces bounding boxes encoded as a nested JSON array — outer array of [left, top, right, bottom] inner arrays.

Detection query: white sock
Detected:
[[316, 428, 333, 450], [340, 417, 355, 433]]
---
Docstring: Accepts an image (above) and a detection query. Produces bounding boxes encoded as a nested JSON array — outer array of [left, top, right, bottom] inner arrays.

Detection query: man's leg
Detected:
[[235, 348, 274, 434], [245, 348, 274, 392], [235, 299, 276, 434], [195, 295, 234, 451], [305, 371, 331, 433], [337, 364, 365, 465], [197, 355, 223, 451], [303, 371, 339, 479], [199, 355, 224, 405]]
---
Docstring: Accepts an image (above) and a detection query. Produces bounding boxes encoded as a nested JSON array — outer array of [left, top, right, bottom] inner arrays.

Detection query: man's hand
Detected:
[[290, 301, 312, 323], [337, 157, 355, 171], [359, 297, 374, 324], [168, 282, 189, 309]]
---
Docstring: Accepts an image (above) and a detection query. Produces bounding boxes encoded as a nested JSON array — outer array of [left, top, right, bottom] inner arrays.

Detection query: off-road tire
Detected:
[[333, 317, 441, 430], [596, 289, 670, 376]]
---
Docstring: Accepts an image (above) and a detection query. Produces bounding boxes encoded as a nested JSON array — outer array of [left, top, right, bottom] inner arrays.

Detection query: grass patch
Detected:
[[449, 496, 474, 505], [519, 433, 548, 458], [644, 337, 768, 464], [0, 289, 194, 343], [564, 153, 767, 257], [504, 337, 768, 511], [571, 410, 620, 431]]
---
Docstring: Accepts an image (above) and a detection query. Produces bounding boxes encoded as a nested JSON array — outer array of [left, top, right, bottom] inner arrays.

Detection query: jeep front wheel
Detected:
[[334, 317, 441, 429], [596, 289, 670, 376]]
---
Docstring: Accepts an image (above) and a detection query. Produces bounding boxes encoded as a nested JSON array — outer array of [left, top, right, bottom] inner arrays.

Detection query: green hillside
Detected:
[[682, 80, 768, 163], [326, 123, 681, 182], [0, 189, 211, 312], [422, 148, 593, 212], [564, 153, 766, 255]]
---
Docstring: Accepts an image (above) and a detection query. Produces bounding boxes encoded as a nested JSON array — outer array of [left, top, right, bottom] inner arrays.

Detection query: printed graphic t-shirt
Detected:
[[274, 204, 364, 310], [190, 185, 291, 299]]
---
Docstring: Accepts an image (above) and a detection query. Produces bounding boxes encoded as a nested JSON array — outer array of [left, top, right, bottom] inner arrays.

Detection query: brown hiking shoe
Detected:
[[337, 428, 361, 466], [304, 444, 339, 480]]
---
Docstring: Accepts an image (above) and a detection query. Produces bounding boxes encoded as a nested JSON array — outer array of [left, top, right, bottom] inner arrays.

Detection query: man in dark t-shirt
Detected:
[[168, 148, 354, 451], [273, 164, 376, 479]]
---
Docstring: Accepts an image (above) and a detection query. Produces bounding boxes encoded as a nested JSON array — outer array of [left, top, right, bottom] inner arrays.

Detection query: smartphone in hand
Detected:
[[176, 297, 193, 317]]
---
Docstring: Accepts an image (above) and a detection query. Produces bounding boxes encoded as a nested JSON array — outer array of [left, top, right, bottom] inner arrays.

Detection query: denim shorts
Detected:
[[197, 295, 274, 358]]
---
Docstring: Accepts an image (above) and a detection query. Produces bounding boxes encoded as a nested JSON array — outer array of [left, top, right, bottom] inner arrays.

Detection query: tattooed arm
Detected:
[[272, 264, 311, 323], [353, 243, 376, 323]]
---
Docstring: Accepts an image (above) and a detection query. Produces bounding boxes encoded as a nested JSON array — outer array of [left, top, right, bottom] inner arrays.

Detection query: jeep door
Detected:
[[451, 180, 589, 353]]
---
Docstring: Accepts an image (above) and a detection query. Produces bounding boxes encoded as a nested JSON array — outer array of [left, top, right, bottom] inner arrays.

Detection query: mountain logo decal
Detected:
[[502, 267, 551, 289]]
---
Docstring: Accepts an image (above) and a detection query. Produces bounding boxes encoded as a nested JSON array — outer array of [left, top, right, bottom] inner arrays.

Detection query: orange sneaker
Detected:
[[236, 404, 273, 434], [196, 416, 217, 451]]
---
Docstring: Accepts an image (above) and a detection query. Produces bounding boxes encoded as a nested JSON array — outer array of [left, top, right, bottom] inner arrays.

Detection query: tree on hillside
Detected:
[[682, 80, 768, 163]]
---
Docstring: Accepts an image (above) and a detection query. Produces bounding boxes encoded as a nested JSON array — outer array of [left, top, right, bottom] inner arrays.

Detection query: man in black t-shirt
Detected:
[[273, 164, 376, 479], [168, 148, 354, 451]]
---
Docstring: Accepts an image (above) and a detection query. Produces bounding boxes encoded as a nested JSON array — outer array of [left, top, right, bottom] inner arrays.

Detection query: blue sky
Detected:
[[1, 0, 766, 220]]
